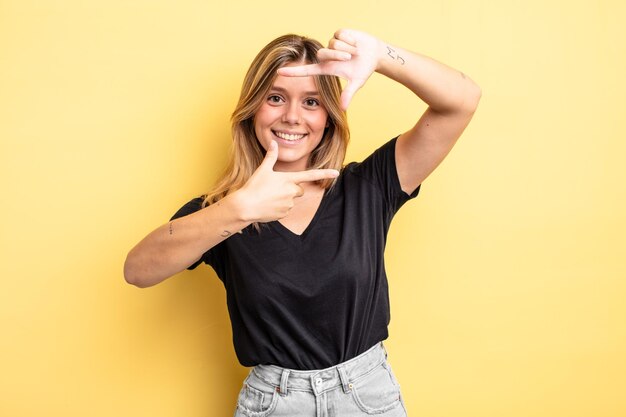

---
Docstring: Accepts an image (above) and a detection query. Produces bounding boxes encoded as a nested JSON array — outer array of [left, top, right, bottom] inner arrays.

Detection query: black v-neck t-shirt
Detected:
[[170, 137, 420, 370]]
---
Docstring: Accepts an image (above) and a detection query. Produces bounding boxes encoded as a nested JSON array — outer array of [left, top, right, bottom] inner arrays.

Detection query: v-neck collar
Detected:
[[271, 187, 331, 241]]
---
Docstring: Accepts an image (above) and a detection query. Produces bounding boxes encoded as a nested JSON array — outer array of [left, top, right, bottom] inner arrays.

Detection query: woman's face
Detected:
[[254, 63, 329, 172]]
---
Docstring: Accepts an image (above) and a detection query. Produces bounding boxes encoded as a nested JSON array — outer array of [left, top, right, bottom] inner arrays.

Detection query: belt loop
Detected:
[[278, 369, 290, 397], [337, 364, 352, 394], [381, 341, 388, 359]]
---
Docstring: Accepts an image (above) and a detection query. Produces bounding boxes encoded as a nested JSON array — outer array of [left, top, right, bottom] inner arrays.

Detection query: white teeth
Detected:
[[274, 131, 306, 141]]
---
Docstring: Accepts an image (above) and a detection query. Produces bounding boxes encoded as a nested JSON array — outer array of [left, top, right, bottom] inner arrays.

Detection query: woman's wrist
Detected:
[[222, 189, 254, 224], [375, 40, 408, 77], [374, 38, 390, 73]]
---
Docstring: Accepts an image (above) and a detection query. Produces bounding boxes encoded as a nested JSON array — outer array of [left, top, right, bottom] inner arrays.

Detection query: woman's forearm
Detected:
[[124, 140, 340, 288], [375, 40, 481, 114], [123, 192, 251, 288]]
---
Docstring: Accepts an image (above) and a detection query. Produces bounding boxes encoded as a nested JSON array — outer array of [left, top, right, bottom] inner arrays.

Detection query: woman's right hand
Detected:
[[234, 141, 339, 223]]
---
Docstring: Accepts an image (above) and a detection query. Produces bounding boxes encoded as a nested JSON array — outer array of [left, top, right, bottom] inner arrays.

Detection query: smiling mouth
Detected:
[[273, 130, 307, 141]]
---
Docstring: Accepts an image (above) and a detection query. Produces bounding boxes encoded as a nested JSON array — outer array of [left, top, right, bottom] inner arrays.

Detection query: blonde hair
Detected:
[[201, 34, 350, 211]]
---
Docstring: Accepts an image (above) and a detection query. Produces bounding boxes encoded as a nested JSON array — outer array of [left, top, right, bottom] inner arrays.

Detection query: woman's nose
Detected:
[[282, 102, 301, 124]]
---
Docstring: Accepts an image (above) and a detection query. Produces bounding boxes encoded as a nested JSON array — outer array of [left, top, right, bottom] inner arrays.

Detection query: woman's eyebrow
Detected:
[[270, 86, 320, 96]]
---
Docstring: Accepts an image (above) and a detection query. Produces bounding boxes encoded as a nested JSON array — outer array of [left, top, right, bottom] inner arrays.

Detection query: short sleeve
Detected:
[[169, 197, 209, 270], [350, 136, 420, 214]]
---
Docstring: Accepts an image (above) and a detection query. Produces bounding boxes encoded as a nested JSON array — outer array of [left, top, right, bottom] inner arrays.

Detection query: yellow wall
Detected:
[[2, 0, 625, 416]]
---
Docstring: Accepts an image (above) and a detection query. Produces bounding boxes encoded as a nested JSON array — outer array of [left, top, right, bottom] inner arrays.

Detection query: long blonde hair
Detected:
[[201, 34, 350, 209]]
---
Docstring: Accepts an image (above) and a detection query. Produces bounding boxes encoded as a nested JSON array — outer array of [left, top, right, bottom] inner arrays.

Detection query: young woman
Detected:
[[124, 28, 480, 417]]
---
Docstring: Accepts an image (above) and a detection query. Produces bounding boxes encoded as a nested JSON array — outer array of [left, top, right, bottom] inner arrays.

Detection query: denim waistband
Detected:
[[251, 342, 387, 397]]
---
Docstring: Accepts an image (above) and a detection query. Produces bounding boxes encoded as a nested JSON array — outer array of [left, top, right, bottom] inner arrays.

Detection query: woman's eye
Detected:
[[305, 98, 320, 107], [268, 95, 283, 103]]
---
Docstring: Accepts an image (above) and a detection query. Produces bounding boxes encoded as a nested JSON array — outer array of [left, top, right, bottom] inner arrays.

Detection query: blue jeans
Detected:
[[233, 342, 408, 417]]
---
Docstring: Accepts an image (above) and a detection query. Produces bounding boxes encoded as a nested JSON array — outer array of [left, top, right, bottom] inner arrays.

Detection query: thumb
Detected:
[[340, 79, 363, 111], [259, 140, 278, 170]]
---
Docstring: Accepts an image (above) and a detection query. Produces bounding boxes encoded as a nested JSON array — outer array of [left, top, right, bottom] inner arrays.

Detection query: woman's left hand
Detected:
[[277, 29, 382, 110]]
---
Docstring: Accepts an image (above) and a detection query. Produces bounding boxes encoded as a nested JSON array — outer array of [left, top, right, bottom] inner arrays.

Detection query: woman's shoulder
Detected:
[[341, 137, 399, 174], [170, 195, 207, 221]]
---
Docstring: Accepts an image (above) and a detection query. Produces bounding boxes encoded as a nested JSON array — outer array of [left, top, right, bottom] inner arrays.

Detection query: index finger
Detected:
[[277, 64, 324, 77], [288, 168, 339, 183]]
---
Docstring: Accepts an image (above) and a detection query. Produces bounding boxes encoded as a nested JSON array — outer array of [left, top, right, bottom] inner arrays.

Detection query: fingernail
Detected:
[[330, 170, 339, 177], [341, 53, 352, 60]]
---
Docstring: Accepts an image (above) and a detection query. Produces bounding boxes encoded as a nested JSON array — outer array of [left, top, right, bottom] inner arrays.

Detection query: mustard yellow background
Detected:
[[2, 0, 625, 416]]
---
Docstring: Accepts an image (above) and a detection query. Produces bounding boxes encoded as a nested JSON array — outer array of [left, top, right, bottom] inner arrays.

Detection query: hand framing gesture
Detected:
[[238, 141, 339, 223], [278, 29, 381, 110]]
